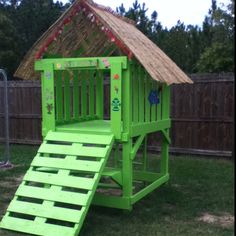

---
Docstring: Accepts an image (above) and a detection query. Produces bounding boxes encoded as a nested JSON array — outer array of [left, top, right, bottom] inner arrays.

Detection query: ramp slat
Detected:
[[16, 185, 89, 206], [32, 157, 103, 172], [1, 217, 75, 236], [24, 171, 96, 190], [46, 131, 113, 145], [39, 144, 109, 158], [8, 201, 84, 223]]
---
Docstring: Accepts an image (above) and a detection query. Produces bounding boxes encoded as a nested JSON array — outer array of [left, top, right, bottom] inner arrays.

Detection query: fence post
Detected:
[[0, 69, 12, 168]]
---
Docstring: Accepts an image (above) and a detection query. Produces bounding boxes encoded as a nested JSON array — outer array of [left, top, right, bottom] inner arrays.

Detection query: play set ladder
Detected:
[[0, 131, 114, 236]]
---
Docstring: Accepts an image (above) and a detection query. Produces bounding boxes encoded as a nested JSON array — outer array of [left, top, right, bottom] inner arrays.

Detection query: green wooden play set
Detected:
[[0, 1, 192, 235]]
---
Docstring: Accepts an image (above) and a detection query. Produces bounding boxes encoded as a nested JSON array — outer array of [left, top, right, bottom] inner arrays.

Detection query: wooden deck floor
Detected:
[[56, 120, 112, 134]]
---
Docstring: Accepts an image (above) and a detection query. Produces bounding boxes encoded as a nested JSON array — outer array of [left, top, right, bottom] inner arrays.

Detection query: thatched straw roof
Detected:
[[15, 0, 193, 85]]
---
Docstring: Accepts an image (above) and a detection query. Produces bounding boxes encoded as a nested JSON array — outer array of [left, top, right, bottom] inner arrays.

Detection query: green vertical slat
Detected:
[[122, 138, 133, 211], [96, 71, 104, 119], [64, 71, 71, 122], [123, 61, 132, 133], [41, 65, 55, 136], [151, 80, 156, 122], [89, 70, 95, 118], [111, 62, 122, 139], [157, 83, 162, 121], [81, 70, 87, 119], [73, 70, 79, 121], [55, 71, 63, 123], [145, 72, 151, 123], [139, 65, 144, 123], [133, 62, 139, 124]]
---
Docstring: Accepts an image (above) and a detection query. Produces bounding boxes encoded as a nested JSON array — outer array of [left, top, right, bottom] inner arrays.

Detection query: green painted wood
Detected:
[[73, 71, 79, 120], [145, 71, 151, 123], [64, 71, 71, 122], [132, 62, 139, 124], [0, 131, 115, 236], [122, 61, 132, 133], [32, 156, 103, 172], [89, 70, 95, 117], [157, 83, 162, 121], [16, 185, 89, 206], [151, 80, 156, 122], [55, 71, 63, 123], [35, 57, 128, 71], [131, 120, 171, 137], [81, 71, 87, 119], [7, 200, 84, 223], [41, 65, 56, 136], [46, 131, 114, 145], [24, 171, 96, 190], [38, 143, 109, 157], [122, 139, 132, 209], [111, 62, 122, 139], [131, 134, 145, 160], [0, 217, 75, 236], [139, 65, 144, 123]]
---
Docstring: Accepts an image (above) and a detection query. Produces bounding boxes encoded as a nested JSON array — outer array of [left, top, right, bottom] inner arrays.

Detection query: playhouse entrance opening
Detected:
[[54, 68, 111, 133]]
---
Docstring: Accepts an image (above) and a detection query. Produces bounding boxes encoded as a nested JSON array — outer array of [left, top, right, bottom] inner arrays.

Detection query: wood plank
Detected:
[[132, 62, 139, 124], [0, 217, 75, 236], [139, 65, 144, 123], [55, 71, 63, 122], [24, 171, 96, 190], [45, 131, 114, 145], [15, 185, 89, 206], [145, 71, 151, 122], [38, 143, 109, 158], [31, 156, 104, 172], [7, 200, 84, 223]]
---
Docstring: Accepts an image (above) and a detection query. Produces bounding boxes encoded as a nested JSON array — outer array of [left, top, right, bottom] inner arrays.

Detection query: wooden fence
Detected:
[[0, 73, 234, 157]]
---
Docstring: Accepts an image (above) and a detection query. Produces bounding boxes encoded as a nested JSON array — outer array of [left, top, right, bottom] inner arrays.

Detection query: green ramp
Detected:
[[0, 131, 114, 236]]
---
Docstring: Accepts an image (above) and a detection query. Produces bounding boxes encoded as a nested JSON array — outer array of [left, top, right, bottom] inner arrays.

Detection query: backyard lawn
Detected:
[[0, 145, 234, 236]]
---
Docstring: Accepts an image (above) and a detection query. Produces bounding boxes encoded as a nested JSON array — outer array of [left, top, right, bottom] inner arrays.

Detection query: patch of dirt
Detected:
[[197, 212, 234, 228]]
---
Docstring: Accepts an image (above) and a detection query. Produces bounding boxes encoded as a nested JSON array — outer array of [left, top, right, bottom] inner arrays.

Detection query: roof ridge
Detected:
[[83, 0, 136, 25]]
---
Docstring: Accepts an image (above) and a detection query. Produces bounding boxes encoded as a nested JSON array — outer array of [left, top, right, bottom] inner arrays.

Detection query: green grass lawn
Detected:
[[0, 145, 234, 236]]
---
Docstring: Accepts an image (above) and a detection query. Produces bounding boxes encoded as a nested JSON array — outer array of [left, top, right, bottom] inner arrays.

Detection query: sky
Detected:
[[60, 0, 231, 29]]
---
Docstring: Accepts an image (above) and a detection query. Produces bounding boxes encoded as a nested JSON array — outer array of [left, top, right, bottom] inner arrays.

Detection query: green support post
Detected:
[[160, 84, 171, 175], [111, 62, 122, 139], [41, 65, 55, 136]]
